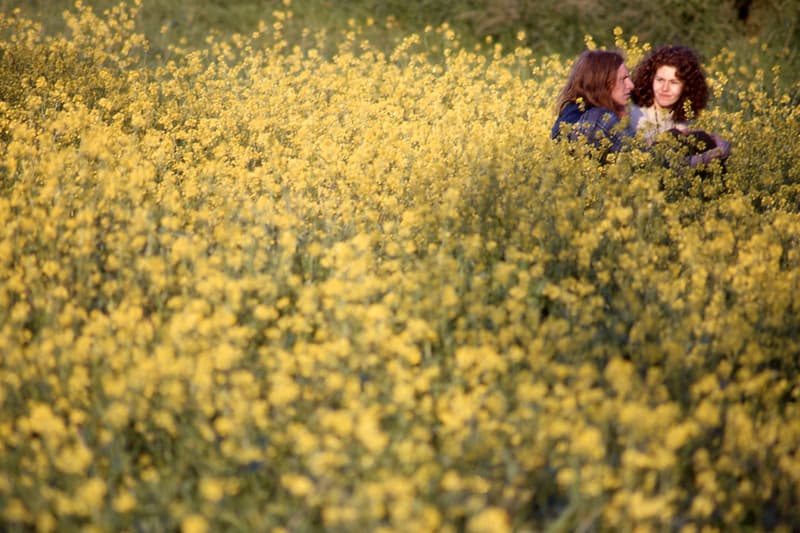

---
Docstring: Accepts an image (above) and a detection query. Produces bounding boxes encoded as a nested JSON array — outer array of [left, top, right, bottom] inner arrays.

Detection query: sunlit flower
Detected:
[[181, 514, 209, 533], [467, 507, 511, 533]]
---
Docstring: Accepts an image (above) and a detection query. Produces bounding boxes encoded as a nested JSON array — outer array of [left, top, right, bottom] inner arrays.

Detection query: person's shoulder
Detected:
[[581, 107, 620, 129], [629, 104, 658, 137], [633, 104, 657, 120], [551, 101, 585, 139], [628, 104, 644, 125], [558, 102, 584, 124]]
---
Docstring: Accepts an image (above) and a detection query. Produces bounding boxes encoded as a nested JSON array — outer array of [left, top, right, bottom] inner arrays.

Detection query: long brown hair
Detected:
[[555, 50, 626, 117]]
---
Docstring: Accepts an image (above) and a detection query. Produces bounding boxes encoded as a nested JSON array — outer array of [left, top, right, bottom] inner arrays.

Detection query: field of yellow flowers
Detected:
[[2, 2, 800, 532]]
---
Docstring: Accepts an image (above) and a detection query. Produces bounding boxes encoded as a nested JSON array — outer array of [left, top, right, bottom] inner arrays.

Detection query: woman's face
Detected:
[[611, 63, 634, 108], [652, 65, 684, 109]]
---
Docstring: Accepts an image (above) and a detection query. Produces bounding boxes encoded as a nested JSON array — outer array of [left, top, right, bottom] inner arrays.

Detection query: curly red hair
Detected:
[[631, 45, 709, 122]]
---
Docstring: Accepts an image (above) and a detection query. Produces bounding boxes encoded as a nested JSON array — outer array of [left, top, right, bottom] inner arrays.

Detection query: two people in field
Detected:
[[551, 45, 730, 168]]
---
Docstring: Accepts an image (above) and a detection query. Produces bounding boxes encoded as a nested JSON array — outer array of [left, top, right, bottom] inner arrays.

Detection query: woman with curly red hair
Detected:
[[630, 45, 730, 163]]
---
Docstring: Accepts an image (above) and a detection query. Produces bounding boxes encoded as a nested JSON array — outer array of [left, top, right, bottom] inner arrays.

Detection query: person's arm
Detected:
[[688, 133, 731, 168]]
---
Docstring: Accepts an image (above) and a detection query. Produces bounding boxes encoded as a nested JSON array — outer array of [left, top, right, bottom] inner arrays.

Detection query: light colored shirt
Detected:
[[629, 104, 689, 144]]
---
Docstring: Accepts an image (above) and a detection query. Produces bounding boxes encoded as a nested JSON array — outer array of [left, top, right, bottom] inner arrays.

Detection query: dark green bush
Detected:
[[4, 0, 798, 60]]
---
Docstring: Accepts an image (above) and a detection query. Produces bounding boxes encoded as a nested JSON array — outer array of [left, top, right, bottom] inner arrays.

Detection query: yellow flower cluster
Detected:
[[1, 3, 799, 532]]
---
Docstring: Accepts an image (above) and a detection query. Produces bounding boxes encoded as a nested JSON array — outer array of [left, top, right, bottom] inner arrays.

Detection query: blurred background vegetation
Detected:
[[2, 0, 798, 64]]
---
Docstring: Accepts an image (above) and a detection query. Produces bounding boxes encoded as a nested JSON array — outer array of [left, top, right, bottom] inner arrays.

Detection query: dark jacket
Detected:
[[551, 102, 632, 156]]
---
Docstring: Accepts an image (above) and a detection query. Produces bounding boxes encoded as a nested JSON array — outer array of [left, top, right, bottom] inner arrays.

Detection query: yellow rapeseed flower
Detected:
[[467, 507, 511, 533], [181, 514, 209, 533]]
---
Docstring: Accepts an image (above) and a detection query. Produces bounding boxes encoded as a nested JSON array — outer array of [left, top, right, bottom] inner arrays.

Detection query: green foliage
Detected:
[[4, 0, 799, 61], [464, 0, 799, 57]]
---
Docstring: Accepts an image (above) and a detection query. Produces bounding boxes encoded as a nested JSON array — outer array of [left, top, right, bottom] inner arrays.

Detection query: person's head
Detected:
[[556, 50, 633, 118], [631, 45, 709, 122]]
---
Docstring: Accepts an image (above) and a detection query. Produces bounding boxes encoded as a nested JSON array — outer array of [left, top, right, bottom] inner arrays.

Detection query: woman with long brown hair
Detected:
[[550, 49, 634, 159]]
